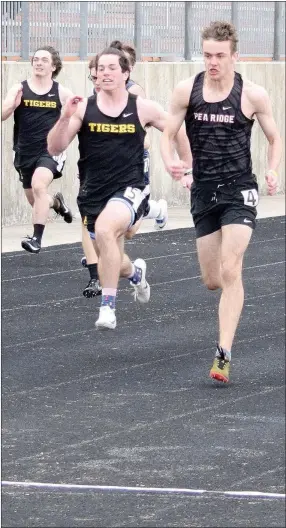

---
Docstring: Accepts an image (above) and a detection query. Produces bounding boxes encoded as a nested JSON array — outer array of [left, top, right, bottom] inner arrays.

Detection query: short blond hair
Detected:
[[201, 21, 238, 54]]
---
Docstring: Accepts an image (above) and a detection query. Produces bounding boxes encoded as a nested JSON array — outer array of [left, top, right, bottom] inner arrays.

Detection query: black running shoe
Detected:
[[53, 192, 73, 223], [83, 279, 102, 298], [21, 236, 41, 254]]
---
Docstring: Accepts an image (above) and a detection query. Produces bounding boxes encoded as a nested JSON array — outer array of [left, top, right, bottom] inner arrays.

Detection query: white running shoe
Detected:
[[131, 258, 150, 303], [95, 305, 116, 330], [155, 199, 168, 230]]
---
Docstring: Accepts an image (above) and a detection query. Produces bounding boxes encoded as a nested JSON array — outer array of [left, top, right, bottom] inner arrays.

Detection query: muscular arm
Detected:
[[47, 100, 85, 155], [160, 80, 191, 168], [140, 98, 190, 156], [138, 96, 192, 178], [175, 122, 193, 168], [128, 84, 150, 149], [252, 87, 282, 172]]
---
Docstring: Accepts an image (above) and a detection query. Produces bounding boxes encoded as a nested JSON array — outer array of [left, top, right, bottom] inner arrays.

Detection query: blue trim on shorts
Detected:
[[108, 197, 135, 228]]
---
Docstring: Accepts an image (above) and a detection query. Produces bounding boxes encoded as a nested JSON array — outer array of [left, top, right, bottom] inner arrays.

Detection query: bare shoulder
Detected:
[[176, 75, 196, 90], [243, 78, 269, 108], [172, 75, 196, 104], [58, 83, 74, 103], [128, 83, 146, 98], [137, 95, 163, 114], [136, 96, 165, 126]]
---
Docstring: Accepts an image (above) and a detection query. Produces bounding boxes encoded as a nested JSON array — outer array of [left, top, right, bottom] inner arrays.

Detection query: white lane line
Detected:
[[2, 288, 284, 314], [2, 258, 285, 283], [1, 480, 284, 499], [1, 235, 284, 259], [1, 252, 198, 282]]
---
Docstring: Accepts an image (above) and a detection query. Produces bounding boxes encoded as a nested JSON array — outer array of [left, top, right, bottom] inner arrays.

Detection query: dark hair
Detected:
[[88, 55, 98, 70], [32, 45, 62, 78], [109, 40, 122, 49], [96, 47, 130, 74], [201, 21, 238, 54], [109, 40, 136, 67]]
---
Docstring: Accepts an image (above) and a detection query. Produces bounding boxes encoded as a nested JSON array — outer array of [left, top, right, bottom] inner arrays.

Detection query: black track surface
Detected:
[[1, 217, 285, 527]]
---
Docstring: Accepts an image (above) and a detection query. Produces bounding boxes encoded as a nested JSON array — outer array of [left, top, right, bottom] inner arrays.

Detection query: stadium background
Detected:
[[1, 1, 285, 225]]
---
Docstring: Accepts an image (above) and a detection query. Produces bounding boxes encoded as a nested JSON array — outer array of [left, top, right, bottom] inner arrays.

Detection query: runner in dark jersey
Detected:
[[2, 46, 73, 253], [78, 55, 102, 299], [48, 47, 191, 331], [110, 40, 168, 232], [161, 21, 281, 383], [80, 48, 170, 300]]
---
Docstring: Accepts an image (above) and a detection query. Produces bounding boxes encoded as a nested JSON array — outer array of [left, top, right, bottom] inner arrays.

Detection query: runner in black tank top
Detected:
[[77, 92, 145, 218], [48, 46, 190, 330], [185, 72, 258, 237], [77, 56, 103, 299], [109, 40, 168, 231], [185, 70, 259, 239], [161, 22, 281, 384], [79, 54, 168, 301], [14, 80, 62, 160], [2, 46, 73, 254], [186, 71, 254, 184]]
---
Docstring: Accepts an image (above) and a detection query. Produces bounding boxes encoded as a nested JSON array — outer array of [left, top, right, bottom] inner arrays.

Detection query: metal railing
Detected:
[[1, 1, 285, 60]]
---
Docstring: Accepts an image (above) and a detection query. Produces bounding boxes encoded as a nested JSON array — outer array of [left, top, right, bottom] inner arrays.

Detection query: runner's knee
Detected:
[[220, 258, 242, 286], [202, 273, 221, 290]]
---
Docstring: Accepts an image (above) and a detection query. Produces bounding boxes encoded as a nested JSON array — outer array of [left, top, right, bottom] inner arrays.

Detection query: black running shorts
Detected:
[[191, 177, 259, 238], [14, 151, 66, 189]]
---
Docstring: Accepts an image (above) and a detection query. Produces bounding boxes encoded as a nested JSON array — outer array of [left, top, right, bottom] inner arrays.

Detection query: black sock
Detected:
[[87, 263, 98, 280], [33, 224, 45, 243]]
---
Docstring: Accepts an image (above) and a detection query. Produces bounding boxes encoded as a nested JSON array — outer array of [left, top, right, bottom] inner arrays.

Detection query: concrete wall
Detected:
[[2, 61, 285, 226]]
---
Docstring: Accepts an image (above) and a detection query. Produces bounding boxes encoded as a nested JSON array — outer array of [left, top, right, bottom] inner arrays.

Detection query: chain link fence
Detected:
[[1, 1, 285, 60]]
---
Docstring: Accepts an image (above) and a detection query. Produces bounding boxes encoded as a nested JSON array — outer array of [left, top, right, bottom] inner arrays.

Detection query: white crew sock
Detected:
[[144, 200, 161, 220]]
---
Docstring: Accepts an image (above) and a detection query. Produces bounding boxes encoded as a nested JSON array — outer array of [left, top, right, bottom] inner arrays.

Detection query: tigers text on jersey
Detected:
[[185, 72, 254, 184], [13, 80, 62, 156], [77, 93, 146, 214]]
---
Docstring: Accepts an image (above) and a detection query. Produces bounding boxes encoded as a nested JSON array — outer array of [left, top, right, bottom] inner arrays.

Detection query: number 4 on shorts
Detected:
[[241, 189, 259, 207]]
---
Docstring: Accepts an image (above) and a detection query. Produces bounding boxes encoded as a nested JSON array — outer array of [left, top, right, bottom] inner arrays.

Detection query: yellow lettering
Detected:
[[109, 124, 118, 133], [23, 99, 57, 108], [87, 122, 135, 133]]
